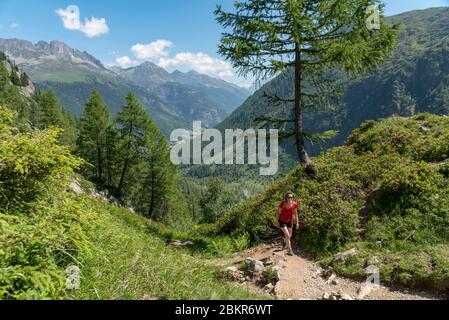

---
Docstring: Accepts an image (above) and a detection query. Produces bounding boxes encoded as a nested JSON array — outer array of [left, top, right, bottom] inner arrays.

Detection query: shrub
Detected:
[[0, 106, 93, 299]]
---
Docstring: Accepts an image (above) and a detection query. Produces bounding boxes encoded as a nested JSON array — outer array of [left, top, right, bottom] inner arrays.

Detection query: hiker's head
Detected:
[[285, 192, 294, 202]]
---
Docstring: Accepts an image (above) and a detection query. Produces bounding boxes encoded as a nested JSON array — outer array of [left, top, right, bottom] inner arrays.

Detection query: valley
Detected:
[[2, 3, 449, 304]]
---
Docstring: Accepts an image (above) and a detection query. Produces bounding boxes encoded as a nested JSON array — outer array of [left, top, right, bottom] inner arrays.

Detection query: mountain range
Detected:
[[0, 39, 250, 135], [3, 7, 449, 161], [117, 62, 249, 127], [218, 7, 449, 159]]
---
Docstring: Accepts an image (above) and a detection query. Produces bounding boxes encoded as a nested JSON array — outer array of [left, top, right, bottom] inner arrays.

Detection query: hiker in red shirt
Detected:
[[276, 192, 299, 256]]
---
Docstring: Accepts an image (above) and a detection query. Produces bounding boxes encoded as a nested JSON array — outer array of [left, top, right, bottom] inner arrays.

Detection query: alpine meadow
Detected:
[[2, 0, 449, 307]]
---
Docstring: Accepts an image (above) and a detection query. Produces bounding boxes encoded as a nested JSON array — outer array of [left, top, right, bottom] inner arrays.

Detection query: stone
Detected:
[[224, 266, 245, 282], [246, 258, 265, 274], [262, 257, 274, 266], [322, 292, 330, 300], [18, 81, 36, 97], [320, 268, 334, 279], [333, 248, 359, 263], [263, 283, 275, 294], [225, 266, 239, 273], [68, 180, 83, 195], [327, 273, 337, 284], [340, 293, 353, 301], [169, 240, 194, 247], [419, 126, 431, 133], [357, 283, 379, 299], [273, 284, 279, 297]]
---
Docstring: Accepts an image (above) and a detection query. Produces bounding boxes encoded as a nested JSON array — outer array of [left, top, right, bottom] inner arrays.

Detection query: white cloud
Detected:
[[81, 17, 109, 38], [56, 5, 109, 38], [113, 38, 247, 84], [10, 22, 19, 29], [131, 40, 174, 61], [158, 52, 234, 79], [113, 56, 137, 68], [239, 82, 255, 90]]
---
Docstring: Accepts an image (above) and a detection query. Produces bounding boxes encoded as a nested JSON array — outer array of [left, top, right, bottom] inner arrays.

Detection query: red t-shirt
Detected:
[[279, 200, 298, 223]]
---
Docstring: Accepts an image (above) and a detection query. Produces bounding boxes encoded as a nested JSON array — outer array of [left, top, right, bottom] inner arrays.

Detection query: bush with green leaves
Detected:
[[0, 105, 94, 299]]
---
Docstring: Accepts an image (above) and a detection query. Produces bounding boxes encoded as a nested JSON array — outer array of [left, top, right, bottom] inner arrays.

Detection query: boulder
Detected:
[[326, 272, 337, 285], [322, 289, 353, 301], [68, 180, 83, 195], [263, 283, 275, 294], [168, 240, 194, 247], [246, 258, 265, 274], [224, 266, 245, 283], [333, 248, 359, 262]]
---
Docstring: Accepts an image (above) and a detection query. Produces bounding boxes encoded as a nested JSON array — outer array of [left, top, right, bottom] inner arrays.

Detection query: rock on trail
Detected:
[[214, 239, 444, 301]]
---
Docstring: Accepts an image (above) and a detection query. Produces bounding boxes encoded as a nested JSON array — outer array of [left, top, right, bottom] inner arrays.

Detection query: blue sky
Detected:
[[0, 0, 448, 87]]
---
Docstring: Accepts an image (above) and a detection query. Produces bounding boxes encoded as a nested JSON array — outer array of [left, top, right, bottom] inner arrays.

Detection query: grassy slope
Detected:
[[70, 197, 266, 300], [209, 114, 449, 290], [21, 61, 189, 137]]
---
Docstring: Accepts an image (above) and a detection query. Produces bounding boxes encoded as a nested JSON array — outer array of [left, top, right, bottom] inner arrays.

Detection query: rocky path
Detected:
[[216, 239, 444, 300]]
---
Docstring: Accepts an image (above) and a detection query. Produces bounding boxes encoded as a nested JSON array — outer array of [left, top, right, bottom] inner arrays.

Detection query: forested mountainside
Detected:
[[119, 62, 250, 127], [217, 7, 449, 157], [0, 39, 188, 136], [170, 69, 250, 114]]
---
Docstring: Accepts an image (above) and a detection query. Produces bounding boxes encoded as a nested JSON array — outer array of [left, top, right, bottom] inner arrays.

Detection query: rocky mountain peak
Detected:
[[0, 52, 35, 97], [0, 38, 105, 69]]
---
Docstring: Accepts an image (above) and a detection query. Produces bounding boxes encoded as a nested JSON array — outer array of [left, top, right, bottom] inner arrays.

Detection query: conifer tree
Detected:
[[392, 80, 416, 116], [139, 124, 176, 219], [19, 72, 29, 87], [34, 90, 64, 128], [115, 92, 151, 197], [33, 90, 77, 146], [215, 0, 398, 164], [103, 125, 121, 188], [78, 90, 110, 181]]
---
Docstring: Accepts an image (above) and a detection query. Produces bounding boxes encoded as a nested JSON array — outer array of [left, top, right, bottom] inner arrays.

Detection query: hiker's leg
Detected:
[[287, 228, 293, 250], [282, 227, 292, 250]]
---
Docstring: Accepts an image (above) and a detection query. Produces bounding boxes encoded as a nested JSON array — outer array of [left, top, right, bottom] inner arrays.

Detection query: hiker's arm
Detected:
[[294, 208, 299, 230]]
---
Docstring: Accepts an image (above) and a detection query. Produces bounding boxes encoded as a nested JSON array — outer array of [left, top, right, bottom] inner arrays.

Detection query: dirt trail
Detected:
[[215, 239, 445, 300]]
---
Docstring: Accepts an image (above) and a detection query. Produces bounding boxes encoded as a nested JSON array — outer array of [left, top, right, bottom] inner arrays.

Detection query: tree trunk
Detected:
[[117, 157, 128, 197], [148, 167, 156, 218], [117, 123, 134, 197], [97, 143, 104, 182], [294, 45, 312, 165]]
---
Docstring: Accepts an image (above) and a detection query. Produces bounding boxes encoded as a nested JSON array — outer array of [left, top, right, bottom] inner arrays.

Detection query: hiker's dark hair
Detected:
[[285, 192, 294, 200]]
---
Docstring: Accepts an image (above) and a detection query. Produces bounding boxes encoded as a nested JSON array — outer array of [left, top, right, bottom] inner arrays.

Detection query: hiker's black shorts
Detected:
[[279, 221, 293, 229]]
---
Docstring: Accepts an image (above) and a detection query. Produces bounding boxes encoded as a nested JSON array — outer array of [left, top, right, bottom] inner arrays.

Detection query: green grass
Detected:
[[69, 198, 267, 300]]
